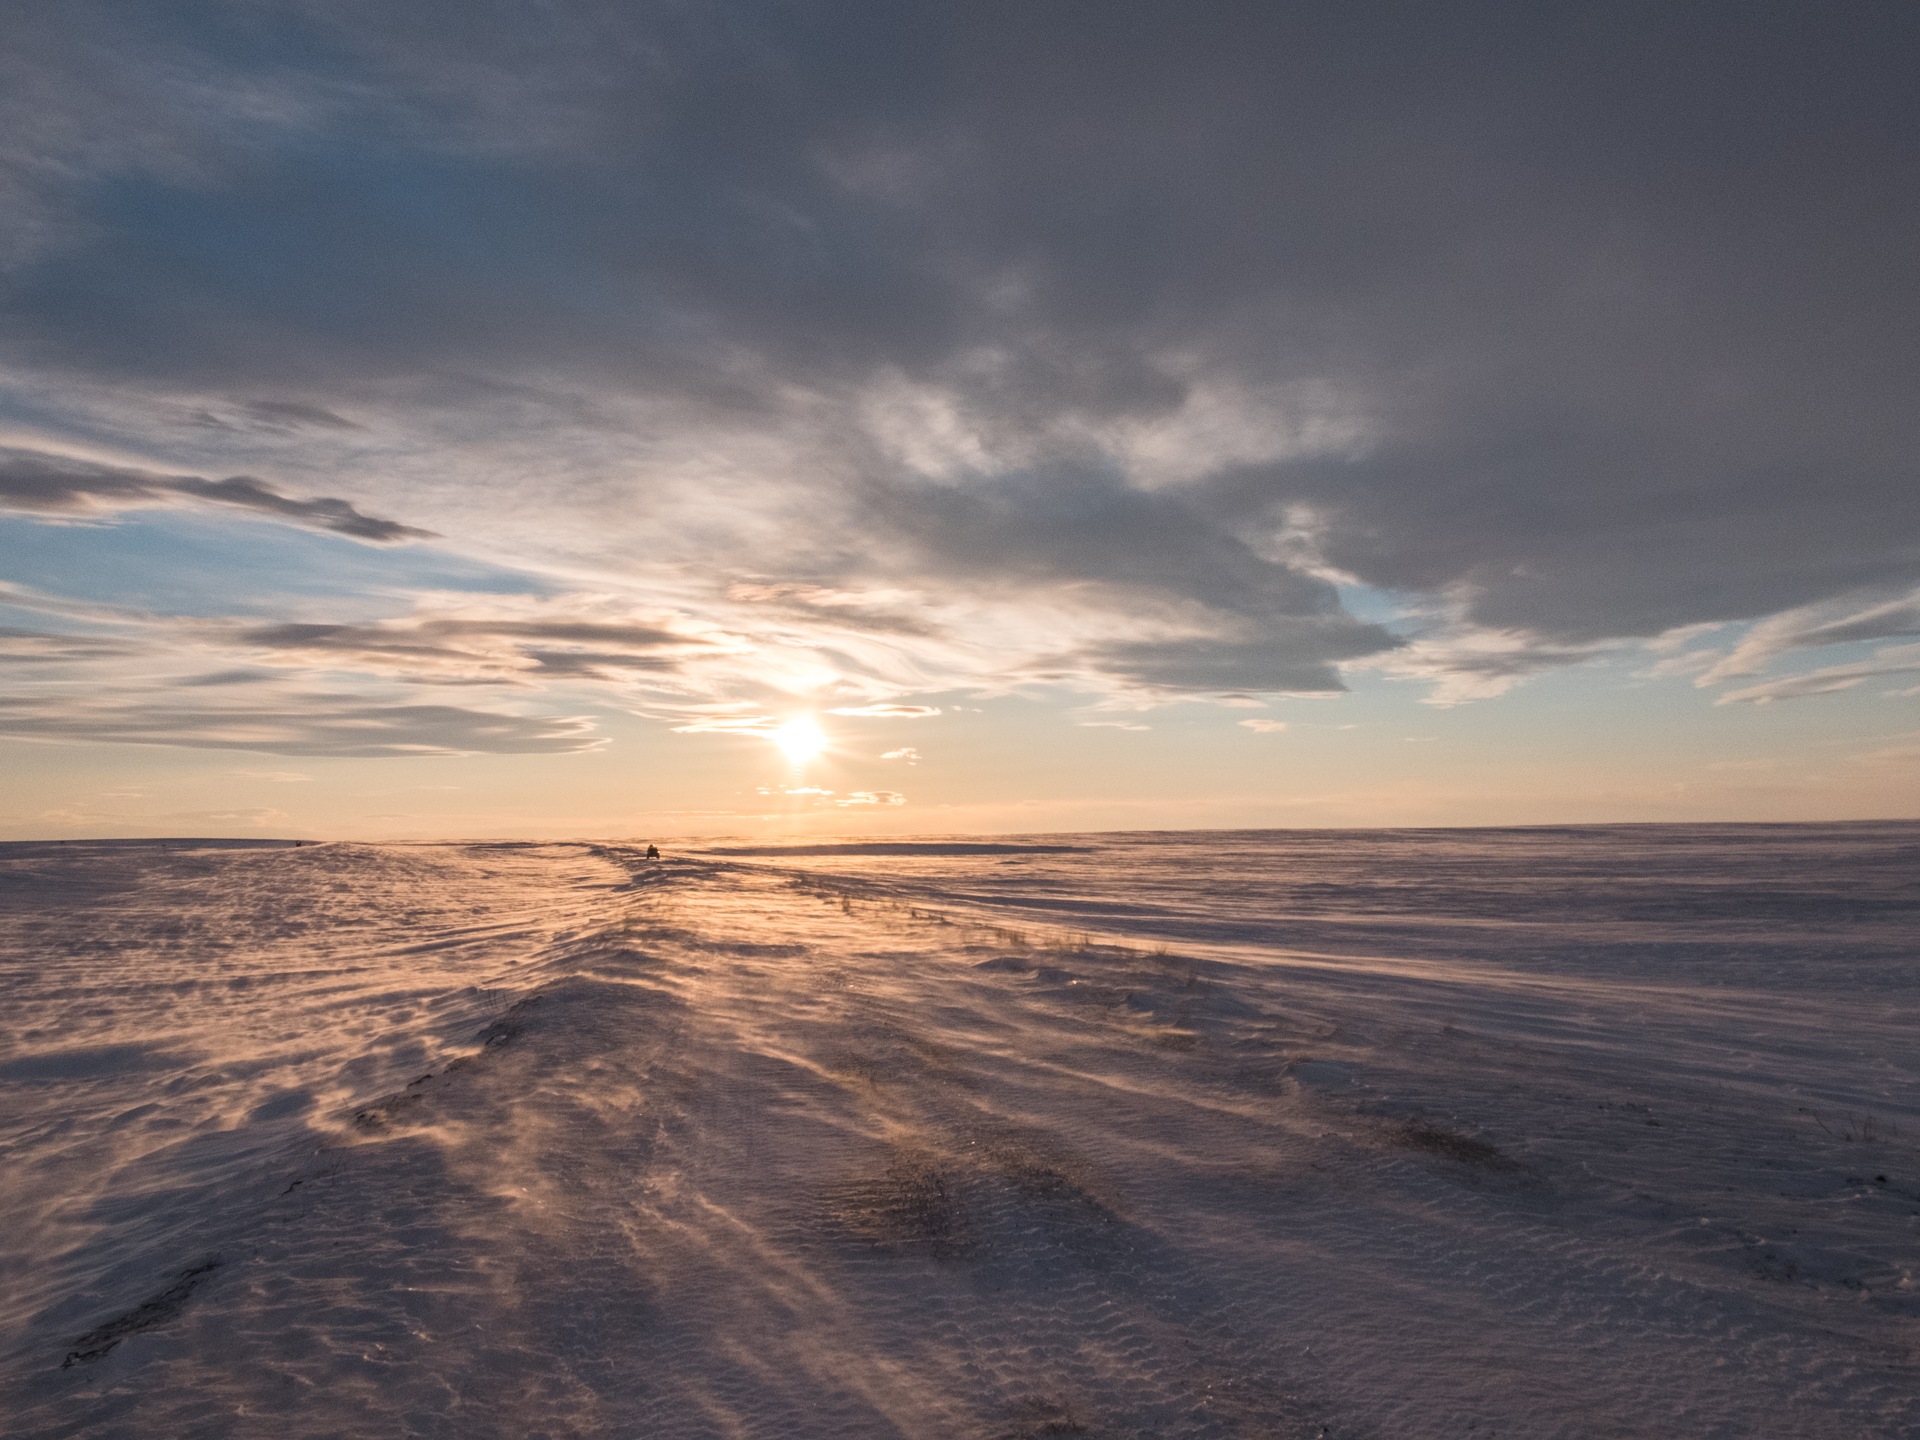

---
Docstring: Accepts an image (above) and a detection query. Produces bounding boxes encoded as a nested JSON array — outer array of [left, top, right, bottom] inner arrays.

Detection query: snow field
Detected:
[[2, 827, 1916, 1437]]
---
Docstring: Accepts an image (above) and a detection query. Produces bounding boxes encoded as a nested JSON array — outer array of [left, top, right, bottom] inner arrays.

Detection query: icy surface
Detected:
[[1, 826, 1916, 1438]]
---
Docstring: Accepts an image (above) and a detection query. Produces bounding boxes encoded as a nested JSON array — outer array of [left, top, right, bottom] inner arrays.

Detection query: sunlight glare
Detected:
[[775, 716, 827, 764]]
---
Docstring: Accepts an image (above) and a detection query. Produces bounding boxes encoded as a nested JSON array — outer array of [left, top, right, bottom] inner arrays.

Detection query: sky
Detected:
[[3, 0, 1919, 840]]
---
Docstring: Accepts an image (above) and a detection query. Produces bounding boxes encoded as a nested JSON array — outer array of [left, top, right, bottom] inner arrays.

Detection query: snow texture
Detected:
[[1, 825, 1916, 1438]]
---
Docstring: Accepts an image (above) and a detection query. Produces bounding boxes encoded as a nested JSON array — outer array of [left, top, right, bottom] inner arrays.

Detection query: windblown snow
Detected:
[[1, 826, 1916, 1438]]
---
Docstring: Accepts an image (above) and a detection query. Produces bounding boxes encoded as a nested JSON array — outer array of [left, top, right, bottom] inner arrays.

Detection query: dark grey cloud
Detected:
[[829, 461, 1400, 690], [190, 399, 363, 432], [173, 476, 431, 542], [1082, 630, 1387, 696], [237, 399, 359, 429], [876, 464, 1337, 620], [2, 2, 1916, 696], [233, 615, 705, 682], [1785, 602, 1920, 652], [0, 626, 135, 662], [0, 448, 434, 543], [175, 668, 281, 686], [0, 694, 600, 756]]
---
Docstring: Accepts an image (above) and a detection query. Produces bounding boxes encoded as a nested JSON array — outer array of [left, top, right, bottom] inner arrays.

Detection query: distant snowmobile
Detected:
[[645, 844, 660, 860]]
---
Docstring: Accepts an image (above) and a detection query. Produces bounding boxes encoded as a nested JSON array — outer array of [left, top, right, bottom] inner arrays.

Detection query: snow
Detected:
[[2, 825, 1916, 1437]]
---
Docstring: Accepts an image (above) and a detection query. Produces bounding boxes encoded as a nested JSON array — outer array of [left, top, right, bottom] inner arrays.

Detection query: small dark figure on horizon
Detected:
[[646, 844, 660, 860]]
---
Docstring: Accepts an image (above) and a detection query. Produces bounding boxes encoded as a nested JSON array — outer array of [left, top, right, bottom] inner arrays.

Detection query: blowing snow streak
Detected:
[[1, 828, 1917, 1436]]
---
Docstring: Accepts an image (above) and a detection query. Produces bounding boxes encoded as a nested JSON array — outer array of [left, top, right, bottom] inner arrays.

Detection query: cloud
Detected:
[[879, 747, 919, 763], [0, 692, 601, 756], [0, 579, 155, 625], [1700, 587, 1920, 683], [1644, 647, 1724, 680], [1714, 644, 1920, 704], [675, 714, 781, 737], [1083, 629, 1384, 696], [0, 584, 707, 758], [0, 2, 1916, 714], [0, 447, 433, 543], [728, 583, 943, 639], [0, 626, 135, 661], [230, 606, 714, 684], [1355, 624, 1610, 706], [192, 399, 362, 432], [828, 703, 941, 718], [0, 578, 956, 753], [178, 669, 281, 687], [847, 463, 1400, 694], [1238, 718, 1288, 733], [837, 790, 904, 807]]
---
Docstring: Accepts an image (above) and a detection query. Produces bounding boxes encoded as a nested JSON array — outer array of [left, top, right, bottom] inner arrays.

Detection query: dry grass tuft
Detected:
[[993, 1397, 1089, 1437], [1812, 1111, 1900, 1144], [1393, 1119, 1524, 1172], [62, 1260, 221, 1367]]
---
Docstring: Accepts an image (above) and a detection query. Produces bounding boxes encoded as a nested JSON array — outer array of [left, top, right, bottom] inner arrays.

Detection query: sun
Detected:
[[774, 716, 827, 764]]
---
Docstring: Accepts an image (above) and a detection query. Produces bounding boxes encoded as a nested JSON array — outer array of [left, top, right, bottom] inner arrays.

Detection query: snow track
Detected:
[[2, 829, 1916, 1436]]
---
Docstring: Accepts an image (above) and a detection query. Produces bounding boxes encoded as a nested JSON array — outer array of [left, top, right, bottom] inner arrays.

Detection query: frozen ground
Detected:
[[1, 825, 1916, 1438]]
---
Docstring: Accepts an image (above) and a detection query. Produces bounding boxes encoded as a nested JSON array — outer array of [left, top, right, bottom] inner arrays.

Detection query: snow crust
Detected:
[[2, 825, 1916, 1437]]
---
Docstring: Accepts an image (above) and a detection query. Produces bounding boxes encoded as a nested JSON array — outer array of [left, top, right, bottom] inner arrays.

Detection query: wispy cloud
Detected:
[[752, 785, 906, 808], [0, 691, 600, 757], [1714, 643, 1920, 705], [1697, 587, 1920, 684], [827, 703, 942, 718], [1352, 623, 1611, 706], [228, 605, 719, 685], [0, 626, 134, 661], [0, 446, 433, 543], [677, 715, 782, 737]]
